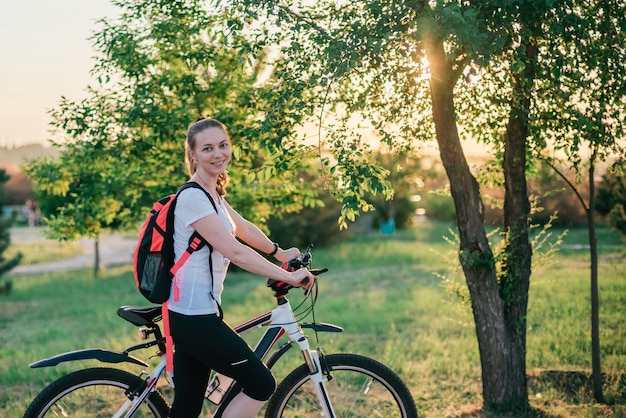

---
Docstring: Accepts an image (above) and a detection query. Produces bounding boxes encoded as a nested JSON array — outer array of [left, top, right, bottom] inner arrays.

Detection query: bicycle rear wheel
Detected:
[[23, 367, 169, 418], [265, 353, 418, 418]]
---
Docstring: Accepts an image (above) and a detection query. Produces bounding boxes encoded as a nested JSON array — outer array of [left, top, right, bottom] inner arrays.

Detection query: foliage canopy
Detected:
[[25, 0, 322, 241]]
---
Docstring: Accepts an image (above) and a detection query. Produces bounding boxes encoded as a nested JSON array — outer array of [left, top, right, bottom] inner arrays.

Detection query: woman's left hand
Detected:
[[274, 246, 300, 264]]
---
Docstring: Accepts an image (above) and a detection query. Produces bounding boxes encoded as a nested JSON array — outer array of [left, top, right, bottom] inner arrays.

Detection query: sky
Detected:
[[0, 0, 489, 159], [0, 0, 119, 147]]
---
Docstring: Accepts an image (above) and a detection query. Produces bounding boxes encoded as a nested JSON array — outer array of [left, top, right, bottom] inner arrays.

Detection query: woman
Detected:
[[167, 117, 317, 417]]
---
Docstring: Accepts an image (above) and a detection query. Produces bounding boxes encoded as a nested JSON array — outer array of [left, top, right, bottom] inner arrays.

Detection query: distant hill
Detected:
[[0, 143, 59, 166], [0, 144, 60, 206]]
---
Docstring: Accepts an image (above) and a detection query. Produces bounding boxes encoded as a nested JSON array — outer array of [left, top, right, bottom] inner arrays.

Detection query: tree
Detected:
[[226, 0, 536, 411], [530, 0, 626, 400], [25, 0, 321, 268], [0, 168, 22, 294], [26, 132, 129, 276], [227, 0, 625, 412]]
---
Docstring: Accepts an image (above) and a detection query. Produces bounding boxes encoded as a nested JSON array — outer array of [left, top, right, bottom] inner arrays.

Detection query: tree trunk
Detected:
[[425, 38, 528, 412], [588, 155, 604, 402], [94, 236, 100, 278]]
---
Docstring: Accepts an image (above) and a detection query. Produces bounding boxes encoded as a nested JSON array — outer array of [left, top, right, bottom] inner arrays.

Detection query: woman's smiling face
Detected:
[[191, 126, 232, 176]]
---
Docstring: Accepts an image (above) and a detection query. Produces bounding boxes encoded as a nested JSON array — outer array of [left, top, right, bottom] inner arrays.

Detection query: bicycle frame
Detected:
[[29, 291, 342, 418], [29, 244, 341, 417]]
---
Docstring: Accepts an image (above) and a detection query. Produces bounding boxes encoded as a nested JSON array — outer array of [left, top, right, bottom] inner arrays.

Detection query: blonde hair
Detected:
[[185, 117, 229, 196]]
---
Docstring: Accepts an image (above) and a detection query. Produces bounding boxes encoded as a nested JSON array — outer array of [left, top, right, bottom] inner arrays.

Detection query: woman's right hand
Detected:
[[286, 268, 317, 290]]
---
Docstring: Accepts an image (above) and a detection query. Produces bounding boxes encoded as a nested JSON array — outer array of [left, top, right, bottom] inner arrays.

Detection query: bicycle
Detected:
[[24, 245, 418, 417]]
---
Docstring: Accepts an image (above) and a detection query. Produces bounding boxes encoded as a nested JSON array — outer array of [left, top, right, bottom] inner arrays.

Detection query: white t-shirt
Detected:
[[167, 187, 235, 315]]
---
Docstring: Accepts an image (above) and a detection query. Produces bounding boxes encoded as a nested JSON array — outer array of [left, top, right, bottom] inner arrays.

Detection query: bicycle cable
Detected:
[[293, 280, 319, 321]]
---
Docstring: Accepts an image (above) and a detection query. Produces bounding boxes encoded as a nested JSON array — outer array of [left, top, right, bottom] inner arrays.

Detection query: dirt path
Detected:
[[10, 227, 137, 274]]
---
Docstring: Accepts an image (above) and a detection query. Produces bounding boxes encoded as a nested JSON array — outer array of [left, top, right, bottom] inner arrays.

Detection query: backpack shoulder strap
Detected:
[[169, 181, 220, 276], [178, 181, 218, 212]]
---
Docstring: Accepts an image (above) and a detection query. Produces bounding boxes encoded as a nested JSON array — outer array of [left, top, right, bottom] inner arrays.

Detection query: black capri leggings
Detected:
[[167, 311, 276, 418]]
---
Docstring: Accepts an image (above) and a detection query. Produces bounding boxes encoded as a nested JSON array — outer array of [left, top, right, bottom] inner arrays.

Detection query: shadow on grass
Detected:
[[456, 410, 557, 418], [528, 370, 625, 403], [453, 370, 626, 418]]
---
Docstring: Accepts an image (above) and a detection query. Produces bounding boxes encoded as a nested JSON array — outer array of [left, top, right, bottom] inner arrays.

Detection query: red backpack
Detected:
[[133, 182, 217, 304]]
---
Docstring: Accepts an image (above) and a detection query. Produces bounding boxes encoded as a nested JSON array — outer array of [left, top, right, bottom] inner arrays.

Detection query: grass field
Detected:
[[0, 221, 624, 417]]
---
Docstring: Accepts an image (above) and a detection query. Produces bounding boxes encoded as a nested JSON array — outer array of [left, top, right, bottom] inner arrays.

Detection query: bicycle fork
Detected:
[[303, 348, 336, 418], [280, 314, 336, 418]]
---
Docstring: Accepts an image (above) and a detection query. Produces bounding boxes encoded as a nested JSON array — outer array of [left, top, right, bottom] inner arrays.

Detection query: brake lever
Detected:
[[303, 268, 328, 297]]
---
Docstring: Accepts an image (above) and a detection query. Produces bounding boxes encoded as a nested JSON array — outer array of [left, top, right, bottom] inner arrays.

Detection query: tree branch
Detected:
[[541, 154, 590, 212]]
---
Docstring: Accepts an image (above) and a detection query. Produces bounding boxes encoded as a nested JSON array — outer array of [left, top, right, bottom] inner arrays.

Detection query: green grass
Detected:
[[1, 221, 625, 417]]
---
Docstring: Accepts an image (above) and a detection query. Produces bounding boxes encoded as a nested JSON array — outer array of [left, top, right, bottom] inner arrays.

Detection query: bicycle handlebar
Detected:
[[266, 244, 327, 296], [287, 243, 314, 270]]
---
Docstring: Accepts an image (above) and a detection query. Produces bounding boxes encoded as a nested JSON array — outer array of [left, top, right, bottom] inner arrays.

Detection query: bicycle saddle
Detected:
[[117, 305, 162, 327]]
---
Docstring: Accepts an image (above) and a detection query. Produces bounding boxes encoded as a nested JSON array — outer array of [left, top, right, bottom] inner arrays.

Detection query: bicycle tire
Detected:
[[23, 367, 169, 418], [265, 353, 418, 418]]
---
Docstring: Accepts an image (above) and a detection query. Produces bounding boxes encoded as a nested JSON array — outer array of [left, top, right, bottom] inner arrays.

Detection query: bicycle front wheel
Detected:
[[23, 367, 169, 418], [265, 353, 418, 418]]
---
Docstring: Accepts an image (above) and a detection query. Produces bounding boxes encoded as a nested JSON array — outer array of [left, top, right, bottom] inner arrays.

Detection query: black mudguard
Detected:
[[29, 348, 149, 369], [301, 322, 343, 333], [265, 322, 343, 369]]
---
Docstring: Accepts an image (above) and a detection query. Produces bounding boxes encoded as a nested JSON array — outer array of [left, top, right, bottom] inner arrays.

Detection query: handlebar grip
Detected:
[[267, 260, 299, 290]]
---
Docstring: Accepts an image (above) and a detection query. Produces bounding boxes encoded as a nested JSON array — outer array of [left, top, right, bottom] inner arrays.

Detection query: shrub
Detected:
[[596, 166, 626, 236], [267, 189, 343, 250]]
